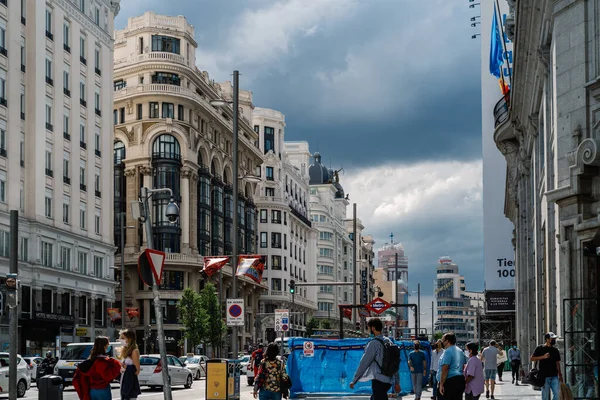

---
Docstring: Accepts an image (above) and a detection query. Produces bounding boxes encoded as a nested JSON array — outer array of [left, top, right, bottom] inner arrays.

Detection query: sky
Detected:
[[116, 0, 484, 324]]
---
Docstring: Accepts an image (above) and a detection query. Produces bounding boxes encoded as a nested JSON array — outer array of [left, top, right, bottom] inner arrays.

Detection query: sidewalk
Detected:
[[397, 380, 542, 399]]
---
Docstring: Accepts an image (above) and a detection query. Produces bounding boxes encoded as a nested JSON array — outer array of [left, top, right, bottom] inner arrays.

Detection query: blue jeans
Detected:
[[411, 373, 423, 398], [90, 386, 112, 400], [259, 389, 282, 400], [431, 371, 439, 398], [541, 376, 560, 400]]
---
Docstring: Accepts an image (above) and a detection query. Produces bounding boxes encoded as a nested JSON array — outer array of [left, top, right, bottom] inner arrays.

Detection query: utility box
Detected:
[[38, 375, 63, 400], [206, 359, 240, 400]]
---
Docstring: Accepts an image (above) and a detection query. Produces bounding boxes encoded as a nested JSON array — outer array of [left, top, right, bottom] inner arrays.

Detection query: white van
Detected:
[[54, 342, 123, 385]]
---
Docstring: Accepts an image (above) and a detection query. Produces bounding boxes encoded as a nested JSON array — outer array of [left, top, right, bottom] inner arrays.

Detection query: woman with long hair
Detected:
[[73, 336, 122, 400], [464, 342, 485, 400], [253, 342, 287, 400], [119, 329, 141, 400]]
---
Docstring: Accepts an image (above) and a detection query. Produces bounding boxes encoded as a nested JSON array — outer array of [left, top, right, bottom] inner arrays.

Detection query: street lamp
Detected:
[[133, 187, 179, 400], [118, 213, 137, 330], [412, 283, 421, 338]]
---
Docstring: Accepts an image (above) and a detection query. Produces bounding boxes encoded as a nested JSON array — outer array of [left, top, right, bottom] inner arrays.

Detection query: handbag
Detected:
[[523, 360, 545, 388], [279, 360, 292, 398]]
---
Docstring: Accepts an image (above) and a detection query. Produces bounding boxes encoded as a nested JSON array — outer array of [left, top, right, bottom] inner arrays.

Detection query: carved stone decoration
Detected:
[[181, 167, 192, 179], [498, 140, 520, 209], [124, 168, 136, 177], [191, 171, 199, 181], [139, 166, 153, 176], [577, 138, 600, 167]]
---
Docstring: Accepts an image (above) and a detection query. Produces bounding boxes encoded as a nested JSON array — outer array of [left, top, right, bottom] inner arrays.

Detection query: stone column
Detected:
[[181, 168, 191, 252], [73, 291, 81, 343], [189, 172, 199, 253], [90, 296, 97, 340]]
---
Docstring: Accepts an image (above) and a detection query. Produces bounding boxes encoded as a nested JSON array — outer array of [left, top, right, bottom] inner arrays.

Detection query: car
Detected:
[[138, 354, 194, 390], [0, 353, 31, 397], [238, 355, 251, 376], [54, 342, 123, 385], [180, 356, 206, 380], [23, 357, 42, 382]]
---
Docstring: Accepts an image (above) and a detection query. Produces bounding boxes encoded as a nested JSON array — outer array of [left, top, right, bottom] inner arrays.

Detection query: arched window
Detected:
[[152, 134, 181, 161], [114, 141, 126, 165]]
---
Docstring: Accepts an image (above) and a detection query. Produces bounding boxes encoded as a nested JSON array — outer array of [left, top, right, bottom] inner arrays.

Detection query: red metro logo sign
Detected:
[[365, 297, 392, 315]]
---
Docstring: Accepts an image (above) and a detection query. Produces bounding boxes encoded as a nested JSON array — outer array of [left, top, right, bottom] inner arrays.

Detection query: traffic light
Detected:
[[289, 280, 295, 294]]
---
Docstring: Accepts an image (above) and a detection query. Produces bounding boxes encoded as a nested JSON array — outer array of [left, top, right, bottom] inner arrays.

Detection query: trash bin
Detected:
[[38, 375, 63, 400], [206, 359, 240, 400]]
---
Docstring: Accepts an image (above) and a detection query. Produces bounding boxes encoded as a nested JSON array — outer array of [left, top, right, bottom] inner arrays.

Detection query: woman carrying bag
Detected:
[[73, 336, 122, 400], [253, 343, 291, 400], [118, 329, 141, 400], [496, 346, 508, 382]]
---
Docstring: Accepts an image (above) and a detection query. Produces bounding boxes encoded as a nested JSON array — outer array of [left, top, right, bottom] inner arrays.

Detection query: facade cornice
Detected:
[[115, 26, 197, 48], [53, 0, 114, 47], [114, 62, 196, 80]]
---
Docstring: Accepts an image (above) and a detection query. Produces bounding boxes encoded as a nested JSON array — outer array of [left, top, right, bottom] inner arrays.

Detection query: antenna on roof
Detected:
[[390, 232, 394, 244]]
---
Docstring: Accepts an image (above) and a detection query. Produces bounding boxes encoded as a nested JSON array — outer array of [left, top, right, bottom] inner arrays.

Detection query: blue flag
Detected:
[[489, 3, 504, 78]]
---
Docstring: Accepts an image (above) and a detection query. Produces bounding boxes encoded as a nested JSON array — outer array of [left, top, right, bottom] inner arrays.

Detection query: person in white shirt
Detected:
[[430, 340, 444, 400]]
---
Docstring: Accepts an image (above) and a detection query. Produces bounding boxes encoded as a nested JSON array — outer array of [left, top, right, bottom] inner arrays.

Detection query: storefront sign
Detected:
[[486, 290, 516, 312], [34, 312, 74, 323], [76, 328, 88, 336], [361, 270, 368, 304]]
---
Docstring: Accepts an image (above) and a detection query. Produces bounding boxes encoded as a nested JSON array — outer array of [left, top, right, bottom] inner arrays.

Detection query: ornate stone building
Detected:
[[494, 0, 600, 390], [113, 12, 266, 356]]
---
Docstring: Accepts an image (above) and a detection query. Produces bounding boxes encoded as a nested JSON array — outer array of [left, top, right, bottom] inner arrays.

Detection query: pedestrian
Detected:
[[464, 342, 484, 400], [430, 340, 444, 400], [253, 343, 287, 400], [530, 332, 562, 400], [507, 340, 521, 385], [436, 332, 465, 400], [408, 340, 427, 400], [251, 344, 265, 380], [481, 340, 503, 399], [73, 336, 122, 400], [496, 343, 507, 381], [118, 329, 141, 400], [349, 318, 401, 400]]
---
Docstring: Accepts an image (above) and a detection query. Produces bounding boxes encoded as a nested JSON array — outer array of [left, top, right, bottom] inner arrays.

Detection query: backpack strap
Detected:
[[371, 337, 386, 369]]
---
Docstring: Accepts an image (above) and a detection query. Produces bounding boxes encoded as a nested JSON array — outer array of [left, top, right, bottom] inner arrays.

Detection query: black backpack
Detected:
[[255, 350, 263, 365], [373, 337, 400, 377]]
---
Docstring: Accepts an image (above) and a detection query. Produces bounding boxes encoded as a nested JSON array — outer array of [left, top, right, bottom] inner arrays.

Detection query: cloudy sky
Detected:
[[117, 0, 483, 328]]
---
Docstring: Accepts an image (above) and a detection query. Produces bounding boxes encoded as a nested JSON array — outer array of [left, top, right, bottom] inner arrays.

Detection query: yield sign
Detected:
[[138, 249, 166, 286], [365, 297, 392, 315]]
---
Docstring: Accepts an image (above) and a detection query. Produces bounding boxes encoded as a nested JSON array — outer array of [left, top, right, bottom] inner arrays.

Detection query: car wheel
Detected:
[[195, 370, 201, 380], [184, 375, 193, 389], [17, 380, 27, 398]]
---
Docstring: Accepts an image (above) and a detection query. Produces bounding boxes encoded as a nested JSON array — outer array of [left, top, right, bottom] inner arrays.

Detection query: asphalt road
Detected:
[[9, 378, 256, 400]]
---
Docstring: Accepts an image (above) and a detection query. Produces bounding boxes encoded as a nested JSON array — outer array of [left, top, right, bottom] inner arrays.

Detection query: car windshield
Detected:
[[62, 345, 113, 361], [140, 357, 160, 366], [184, 357, 200, 364]]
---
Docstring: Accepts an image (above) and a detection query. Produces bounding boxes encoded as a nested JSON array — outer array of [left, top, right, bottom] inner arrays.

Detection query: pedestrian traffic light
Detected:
[[289, 280, 295, 294]]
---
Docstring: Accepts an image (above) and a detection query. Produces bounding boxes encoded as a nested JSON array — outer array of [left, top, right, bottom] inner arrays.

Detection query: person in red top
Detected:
[[251, 344, 265, 377], [73, 336, 122, 400]]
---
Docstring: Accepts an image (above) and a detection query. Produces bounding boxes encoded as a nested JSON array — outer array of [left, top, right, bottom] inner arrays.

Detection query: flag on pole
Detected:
[[201, 256, 231, 278], [235, 255, 265, 284], [489, 3, 504, 79], [343, 308, 352, 320], [125, 308, 140, 321], [107, 308, 122, 322]]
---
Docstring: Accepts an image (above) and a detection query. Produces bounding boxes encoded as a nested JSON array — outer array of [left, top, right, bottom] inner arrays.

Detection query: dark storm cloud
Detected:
[[116, 0, 482, 167]]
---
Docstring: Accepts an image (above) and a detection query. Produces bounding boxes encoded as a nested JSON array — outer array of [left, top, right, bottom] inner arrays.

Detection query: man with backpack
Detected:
[[350, 318, 401, 400]]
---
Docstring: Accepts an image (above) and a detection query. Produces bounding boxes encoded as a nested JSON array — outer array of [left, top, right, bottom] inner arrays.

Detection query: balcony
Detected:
[[63, 176, 70, 185], [20, 112, 24, 121], [45, 168, 53, 177], [80, 141, 87, 149], [46, 76, 53, 86], [80, 184, 86, 192], [95, 190, 101, 198], [63, 132, 70, 141], [0, 47, 6, 57], [64, 44, 70, 53], [80, 56, 86, 65], [95, 67, 101, 76], [95, 108, 101, 117], [95, 149, 101, 157], [0, 148, 5, 157], [114, 51, 190, 68], [80, 98, 86, 107], [64, 88, 71, 97], [492, 94, 515, 144], [289, 206, 312, 228], [45, 123, 53, 132], [45, 30, 53, 41], [0, 98, 7, 107]]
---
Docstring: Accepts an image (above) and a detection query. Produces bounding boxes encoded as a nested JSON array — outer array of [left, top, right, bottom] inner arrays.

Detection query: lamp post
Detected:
[[136, 187, 179, 400], [119, 213, 137, 330]]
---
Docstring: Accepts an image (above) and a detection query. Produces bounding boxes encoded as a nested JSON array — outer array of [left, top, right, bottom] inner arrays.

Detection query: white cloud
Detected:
[[342, 160, 484, 294]]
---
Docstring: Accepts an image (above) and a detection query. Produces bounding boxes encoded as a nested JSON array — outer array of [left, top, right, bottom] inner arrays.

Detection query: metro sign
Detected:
[[365, 297, 392, 315]]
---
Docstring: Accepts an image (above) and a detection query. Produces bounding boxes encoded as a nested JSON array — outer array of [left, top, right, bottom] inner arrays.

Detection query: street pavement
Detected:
[[12, 378, 543, 400]]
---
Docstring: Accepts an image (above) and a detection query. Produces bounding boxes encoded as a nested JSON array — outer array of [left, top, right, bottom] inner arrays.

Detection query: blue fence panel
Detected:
[[287, 338, 431, 398]]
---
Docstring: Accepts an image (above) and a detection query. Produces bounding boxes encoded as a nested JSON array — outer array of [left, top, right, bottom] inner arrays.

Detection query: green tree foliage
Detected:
[[433, 332, 443, 340], [177, 288, 207, 353], [200, 282, 226, 354], [322, 319, 332, 329], [305, 318, 319, 337]]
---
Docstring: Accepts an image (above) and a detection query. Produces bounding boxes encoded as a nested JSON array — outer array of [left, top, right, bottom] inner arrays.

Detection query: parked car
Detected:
[[54, 342, 123, 385], [0, 353, 31, 397], [180, 356, 206, 380], [238, 355, 250, 376], [138, 354, 193, 390], [23, 357, 42, 382]]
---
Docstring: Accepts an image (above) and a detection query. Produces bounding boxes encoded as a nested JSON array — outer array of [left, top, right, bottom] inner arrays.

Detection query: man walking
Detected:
[[350, 318, 401, 400], [430, 340, 444, 400], [437, 333, 465, 400], [481, 340, 503, 399], [408, 340, 427, 400], [508, 340, 521, 385], [530, 332, 562, 400]]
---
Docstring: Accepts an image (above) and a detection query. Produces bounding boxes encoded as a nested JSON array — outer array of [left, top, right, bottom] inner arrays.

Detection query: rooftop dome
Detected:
[[309, 152, 330, 185]]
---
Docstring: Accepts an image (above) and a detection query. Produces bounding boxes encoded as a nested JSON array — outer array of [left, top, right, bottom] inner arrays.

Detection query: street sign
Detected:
[[137, 249, 166, 286], [226, 299, 244, 326], [274, 309, 289, 332], [365, 297, 392, 315], [303, 341, 314, 357], [358, 307, 371, 319]]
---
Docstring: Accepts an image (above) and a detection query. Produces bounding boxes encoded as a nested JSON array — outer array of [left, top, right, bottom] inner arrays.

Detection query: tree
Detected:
[[433, 332, 443, 340], [305, 318, 319, 337], [322, 319, 332, 329], [200, 282, 226, 355], [177, 288, 207, 353]]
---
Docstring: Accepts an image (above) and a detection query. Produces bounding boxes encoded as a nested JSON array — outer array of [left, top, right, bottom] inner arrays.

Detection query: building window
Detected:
[[45, 9, 53, 39], [271, 210, 281, 224], [260, 232, 267, 248], [152, 72, 180, 86], [78, 251, 87, 274], [95, 213, 100, 234], [271, 233, 281, 248], [63, 21, 70, 51], [0, 68, 5, 105], [20, 38, 25, 71], [319, 248, 333, 258], [151, 35, 180, 54], [272, 256, 282, 271], [41, 241, 53, 267], [80, 121, 86, 147], [94, 47, 101, 74], [44, 189, 52, 218], [19, 136, 24, 167], [114, 79, 126, 91], [80, 35, 86, 64], [136, 104, 142, 120], [259, 209, 267, 223], [264, 126, 275, 153], [79, 80, 86, 105], [93, 255, 103, 277], [149, 102, 159, 118], [94, 170, 101, 197], [271, 278, 282, 291], [265, 187, 275, 197], [95, 131, 101, 156], [94, 89, 101, 114], [119, 107, 125, 124], [177, 105, 184, 121], [19, 237, 28, 261], [161, 102, 174, 119], [63, 197, 70, 224], [114, 141, 126, 165], [0, 171, 5, 203], [61, 246, 71, 270], [266, 167, 274, 181], [63, 67, 70, 97], [45, 147, 53, 177], [80, 160, 86, 191], [0, 120, 5, 157], [80, 204, 86, 230], [45, 58, 53, 85], [0, 18, 6, 55]]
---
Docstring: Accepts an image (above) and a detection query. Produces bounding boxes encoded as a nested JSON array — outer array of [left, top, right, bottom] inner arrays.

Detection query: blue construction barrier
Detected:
[[287, 338, 431, 398]]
